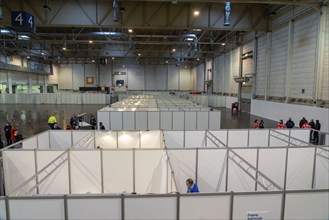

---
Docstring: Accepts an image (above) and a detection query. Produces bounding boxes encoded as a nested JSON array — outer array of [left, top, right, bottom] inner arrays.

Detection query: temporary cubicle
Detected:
[[97, 94, 221, 131], [1, 128, 328, 220]]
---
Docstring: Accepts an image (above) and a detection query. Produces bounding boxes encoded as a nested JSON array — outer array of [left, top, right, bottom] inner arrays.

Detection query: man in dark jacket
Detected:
[[0, 133, 4, 149], [309, 119, 315, 142], [286, 118, 295, 129], [299, 117, 308, 128], [3, 122, 12, 145], [313, 120, 321, 144]]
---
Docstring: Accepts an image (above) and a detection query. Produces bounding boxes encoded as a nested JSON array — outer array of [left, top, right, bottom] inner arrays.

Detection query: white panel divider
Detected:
[[180, 195, 230, 219], [67, 197, 121, 220], [8, 198, 65, 220], [124, 197, 176, 220], [232, 194, 282, 219], [110, 112, 123, 130]]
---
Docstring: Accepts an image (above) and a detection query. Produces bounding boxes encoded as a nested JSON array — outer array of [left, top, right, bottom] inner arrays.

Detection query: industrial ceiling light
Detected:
[[172, 48, 176, 52], [89, 40, 93, 44], [193, 10, 200, 16], [138, 53, 141, 56], [197, 58, 200, 61], [224, 2, 231, 26], [41, 52, 45, 55], [128, 29, 133, 33], [112, 57, 115, 60], [165, 60, 168, 64], [221, 42, 226, 46]]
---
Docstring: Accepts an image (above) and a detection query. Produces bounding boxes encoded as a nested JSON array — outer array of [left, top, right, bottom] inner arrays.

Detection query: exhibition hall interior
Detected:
[[0, 0, 329, 219]]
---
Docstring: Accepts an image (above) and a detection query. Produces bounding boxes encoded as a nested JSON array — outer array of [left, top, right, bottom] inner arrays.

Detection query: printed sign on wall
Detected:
[[247, 211, 268, 220], [86, 76, 94, 85]]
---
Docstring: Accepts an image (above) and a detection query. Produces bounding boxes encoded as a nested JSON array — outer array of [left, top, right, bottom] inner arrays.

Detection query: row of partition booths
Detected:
[[0, 94, 328, 220]]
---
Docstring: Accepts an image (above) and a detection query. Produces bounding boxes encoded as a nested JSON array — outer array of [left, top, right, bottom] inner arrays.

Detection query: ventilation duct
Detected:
[[224, 2, 231, 26], [113, 0, 119, 22]]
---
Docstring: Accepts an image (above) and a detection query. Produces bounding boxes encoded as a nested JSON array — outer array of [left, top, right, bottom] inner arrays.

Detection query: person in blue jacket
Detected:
[[186, 178, 199, 193]]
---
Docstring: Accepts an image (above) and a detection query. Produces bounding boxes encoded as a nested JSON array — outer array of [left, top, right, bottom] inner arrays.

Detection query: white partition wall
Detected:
[[37, 151, 69, 194], [228, 130, 248, 147], [70, 151, 102, 193], [124, 196, 176, 220], [135, 150, 167, 193], [180, 194, 230, 220], [103, 151, 133, 193], [286, 147, 314, 190], [228, 149, 257, 192], [232, 193, 282, 220], [67, 197, 121, 220], [249, 130, 269, 147], [0, 197, 6, 220], [284, 191, 329, 220], [167, 150, 196, 192], [1, 190, 329, 220], [197, 149, 227, 192], [315, 147, 329, 189], [8, 198, 65, 220], [49, 131, 72, 149], [257, 148, 286, 190], [3, 151, 36, 196]]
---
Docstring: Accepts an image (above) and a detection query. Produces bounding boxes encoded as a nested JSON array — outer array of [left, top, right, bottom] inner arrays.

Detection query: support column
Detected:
[[237, 46, 243, 110], [43, 75, 47, 93], [251, 36, 258, 99], [7, 71, 12, 94], [285, 20, 294, 103], [28, 74, 32, 93], [314, 6, 327, 105], [264, 32, 272, 101]]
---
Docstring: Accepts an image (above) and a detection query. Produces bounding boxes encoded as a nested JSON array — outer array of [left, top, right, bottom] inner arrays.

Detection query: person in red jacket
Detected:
[[253, 120, 259, 129], [277, 120, 285, 129], [10, 125, 18, 144], [301, 123, 312, 129]]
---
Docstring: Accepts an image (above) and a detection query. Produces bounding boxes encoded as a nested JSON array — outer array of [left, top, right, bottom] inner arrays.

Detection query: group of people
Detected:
[[253, 117, 322, 144], [253, 120, 265, 129], [48, 113, 101, 131], [0, 122, 24, 149]]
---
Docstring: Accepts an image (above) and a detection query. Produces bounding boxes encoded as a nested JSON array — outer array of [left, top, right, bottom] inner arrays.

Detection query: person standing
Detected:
[[0, 133, 4, 149], [299, 117, 308, 128], [285, 118, 295, 129], [10, 125, 17, 145], [313, 120, 321, 144], [99, 122, 105, 130], [253, 120, 259, 129], [186, 178, 199, 193], [277, 120, 285, 129], [301, 122, 312, 129], [13, 130, 23, 148], [259, 120, 265, 129], [309, 119, 315, 142], [3, 122, 12, 145], [48, 113, 57, 129]]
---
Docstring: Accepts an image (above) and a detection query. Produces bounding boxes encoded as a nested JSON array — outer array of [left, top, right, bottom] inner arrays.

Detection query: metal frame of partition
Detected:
[[2, 145, 328, 197], [1, 189, 328, 220], [4, 148, 178, 197]]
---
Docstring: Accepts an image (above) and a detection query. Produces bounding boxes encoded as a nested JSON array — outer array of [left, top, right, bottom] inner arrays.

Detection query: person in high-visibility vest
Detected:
[[48, 114, 57, 129]]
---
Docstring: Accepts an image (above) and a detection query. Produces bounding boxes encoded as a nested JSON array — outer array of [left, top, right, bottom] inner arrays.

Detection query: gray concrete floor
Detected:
[[0, 104, 278, 146]]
